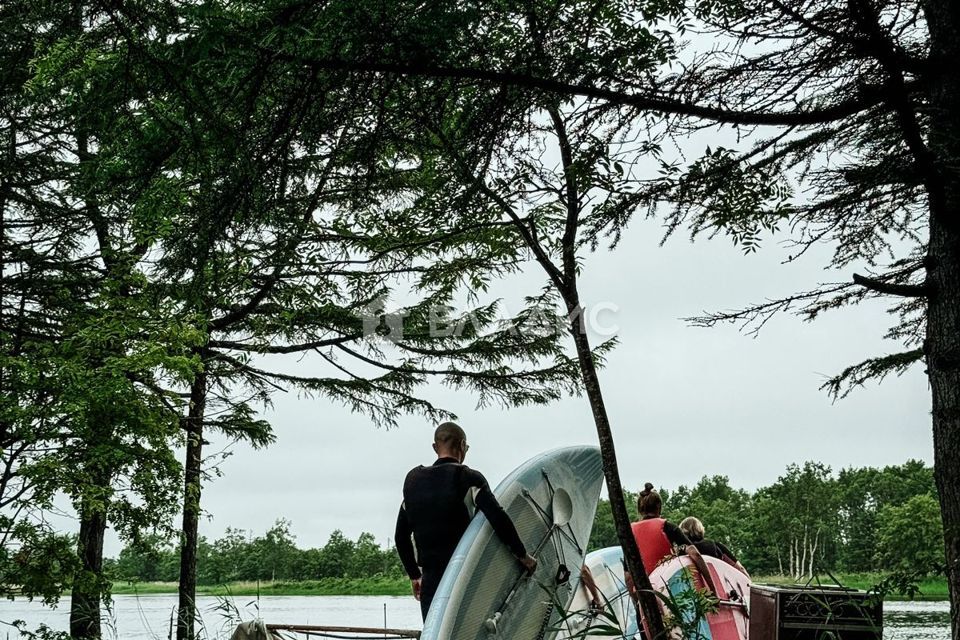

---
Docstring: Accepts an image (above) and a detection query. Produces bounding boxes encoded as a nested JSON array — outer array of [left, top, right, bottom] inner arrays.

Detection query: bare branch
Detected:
[[852, 273, 932, 297]]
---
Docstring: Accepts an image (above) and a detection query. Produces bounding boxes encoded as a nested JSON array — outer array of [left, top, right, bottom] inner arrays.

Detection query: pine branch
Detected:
[[269, 52, 899, 127], [852, 273, 932, 298], [821, 349, 924, 399]]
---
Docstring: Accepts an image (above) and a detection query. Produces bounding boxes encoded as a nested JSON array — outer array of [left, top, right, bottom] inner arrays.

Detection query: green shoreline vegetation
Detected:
[[101, 463, 947, 607], [109, 576, 412, 597], [754, 573, 949, 601], [106, 573, 948, 601]]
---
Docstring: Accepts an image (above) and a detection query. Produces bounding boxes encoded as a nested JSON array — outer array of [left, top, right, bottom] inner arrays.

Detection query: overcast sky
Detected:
[[143, 212, 934, 557]]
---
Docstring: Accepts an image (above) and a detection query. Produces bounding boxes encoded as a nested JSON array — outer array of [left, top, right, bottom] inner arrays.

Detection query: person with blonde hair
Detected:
[[679, 516, 749, 577]]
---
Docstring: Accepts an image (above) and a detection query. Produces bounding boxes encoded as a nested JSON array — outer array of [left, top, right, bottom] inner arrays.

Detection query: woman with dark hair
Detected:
[[625, 483, 723, 637], [630, 483, 692, 576]]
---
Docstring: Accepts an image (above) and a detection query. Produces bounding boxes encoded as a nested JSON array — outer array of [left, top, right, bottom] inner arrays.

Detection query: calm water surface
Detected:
[[0, 595, 949, 639]]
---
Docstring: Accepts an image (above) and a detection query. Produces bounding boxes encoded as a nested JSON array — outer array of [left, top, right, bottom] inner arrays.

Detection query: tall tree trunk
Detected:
[[176, 368, 208, 640], [566, 306, 665, 637], [927, 212, 960, 639], [800, 527, 808, 581], [788, 539, 792, 579], [67, 2, 110, 632], [809, 530, 819, 578], [69, 490, 108, 639], [790, 538, 797, 580], [923, 1, 960, 634], [511, 105, 666, 637]]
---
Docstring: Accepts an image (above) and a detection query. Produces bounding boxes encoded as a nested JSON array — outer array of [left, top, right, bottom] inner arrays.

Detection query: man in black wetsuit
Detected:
[[395, 422, 538, 620]]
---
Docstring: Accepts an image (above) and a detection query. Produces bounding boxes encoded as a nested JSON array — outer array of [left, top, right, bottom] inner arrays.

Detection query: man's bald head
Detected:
[[434, 422, 466, 446], [433, 422, 468, 461]]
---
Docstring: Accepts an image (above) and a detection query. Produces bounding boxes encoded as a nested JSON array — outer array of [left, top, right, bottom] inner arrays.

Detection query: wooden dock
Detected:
[[233, 621, 420, 639]]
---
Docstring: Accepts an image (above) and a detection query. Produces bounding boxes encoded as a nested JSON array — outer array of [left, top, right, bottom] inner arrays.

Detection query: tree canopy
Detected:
[[5, 0, 959, 636]]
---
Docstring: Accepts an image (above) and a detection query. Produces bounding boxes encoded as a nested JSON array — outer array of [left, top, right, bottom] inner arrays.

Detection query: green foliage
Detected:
[[835, 460, 937, 572], [0, 523, 78, 605], [747, 462, 839, 576], [651, 569, 720, 639], [3, 1, 590, 627], [7, 623, 70, 640], [668, 147, 792, 253], [665, 476, 751, 558], [590, 491, 639, 551], [755, 572, 948, 601], [876, 495, 945, 574], [108, 521, 404, 586], [5, 0, 956, 632], [590, 460, 941, 578]]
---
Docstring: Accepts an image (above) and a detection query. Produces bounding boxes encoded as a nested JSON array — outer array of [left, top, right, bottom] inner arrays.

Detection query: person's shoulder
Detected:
[[636, 517, 665, 528], [459, 464, 488, 484], [403, 465, 427, 481], [714, 539, 733, 553]]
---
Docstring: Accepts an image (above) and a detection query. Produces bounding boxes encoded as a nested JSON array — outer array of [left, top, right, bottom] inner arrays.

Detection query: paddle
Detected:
[[483, 488, 574, 634]]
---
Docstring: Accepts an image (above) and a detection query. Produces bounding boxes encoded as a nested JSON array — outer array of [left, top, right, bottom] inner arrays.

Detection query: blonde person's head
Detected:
[[680, 517, 705, 542]]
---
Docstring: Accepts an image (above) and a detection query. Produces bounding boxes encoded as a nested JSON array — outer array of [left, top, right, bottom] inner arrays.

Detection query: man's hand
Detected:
[[518, 553, 538, 576], [625, 571, 637, 603], [411, 578, 422, 601]]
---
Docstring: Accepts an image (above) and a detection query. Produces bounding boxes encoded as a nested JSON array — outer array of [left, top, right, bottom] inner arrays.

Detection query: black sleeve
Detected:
[[466, 469, 527, 558], [663, 521, 692, 547], [394, 503, 421, 580], [716, 541, 738, 563]]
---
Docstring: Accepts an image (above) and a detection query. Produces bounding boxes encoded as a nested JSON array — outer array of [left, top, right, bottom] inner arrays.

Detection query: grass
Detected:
[[110, 573, 949, 601], [110, 576, 412, 597], [753, 572, 949, 601]]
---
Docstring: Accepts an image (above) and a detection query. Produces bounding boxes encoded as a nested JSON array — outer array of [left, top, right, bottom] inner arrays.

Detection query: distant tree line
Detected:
[[107, 520, 404, 585], [589, 460, 944, 578], [106, 459, 942, 586]]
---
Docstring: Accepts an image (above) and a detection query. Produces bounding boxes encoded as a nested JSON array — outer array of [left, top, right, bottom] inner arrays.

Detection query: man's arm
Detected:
[[665, 522, 731, 587], [470, 474, 526, 556], [395, 503, 422, 587], [716, 541, 750, 577], [663, 521, 692, 548], [716, 541, 737, 562], [580, 565, 603, 611], [468, 469, 537, 573], [684, 544, 720, 596]]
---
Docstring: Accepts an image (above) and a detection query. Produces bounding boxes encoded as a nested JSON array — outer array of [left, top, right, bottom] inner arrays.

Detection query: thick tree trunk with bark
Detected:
[[927, 215, 960, 639], [923, 1, 960, 635], [177, 368, 208, 640], [69, 492, 108, 639]]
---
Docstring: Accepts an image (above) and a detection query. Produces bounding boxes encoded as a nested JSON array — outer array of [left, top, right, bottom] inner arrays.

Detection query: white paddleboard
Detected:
[[421, 446, 604, 640], [555, 546, 640, 639]]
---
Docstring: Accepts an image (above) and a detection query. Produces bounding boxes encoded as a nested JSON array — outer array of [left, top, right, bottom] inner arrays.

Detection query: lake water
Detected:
[[0, 595, 949, 639]]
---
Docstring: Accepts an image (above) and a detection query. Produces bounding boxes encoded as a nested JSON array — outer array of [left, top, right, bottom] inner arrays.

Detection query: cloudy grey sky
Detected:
[[167, 213, 932, 556]]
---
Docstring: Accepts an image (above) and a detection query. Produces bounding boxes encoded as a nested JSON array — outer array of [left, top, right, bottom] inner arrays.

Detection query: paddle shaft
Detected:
[[497, 523, 559, 612]]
